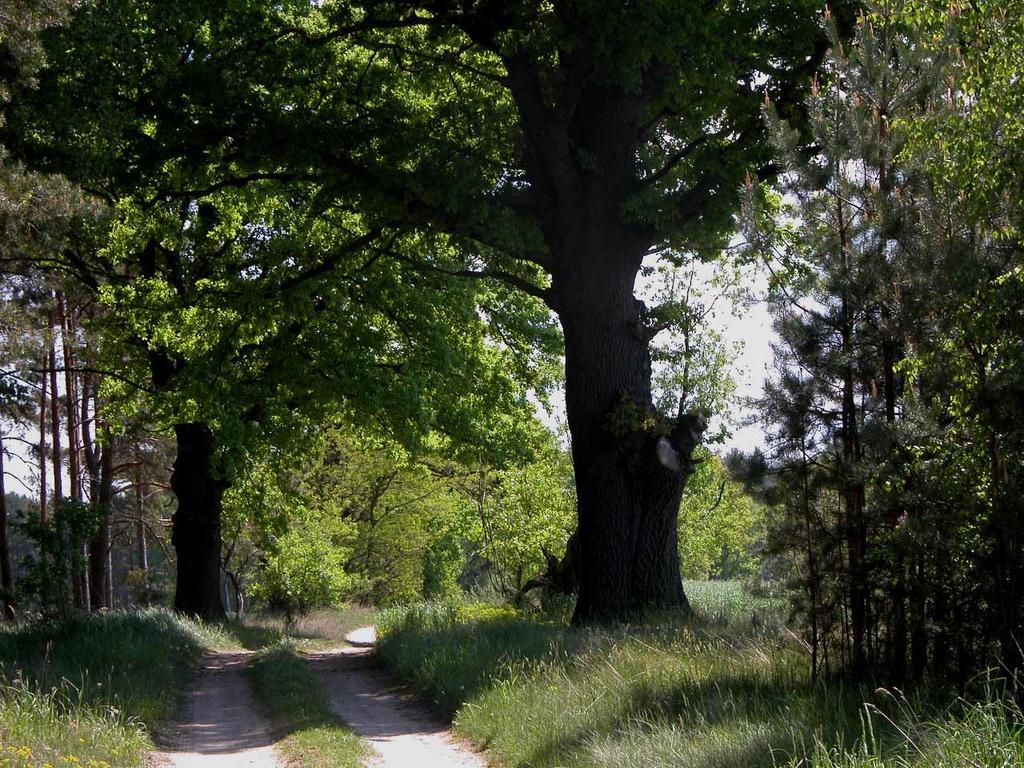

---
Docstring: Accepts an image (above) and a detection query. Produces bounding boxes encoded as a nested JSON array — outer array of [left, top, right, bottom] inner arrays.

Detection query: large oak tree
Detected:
[[269, 0, 849, 621], [4, 0, 556, 619]]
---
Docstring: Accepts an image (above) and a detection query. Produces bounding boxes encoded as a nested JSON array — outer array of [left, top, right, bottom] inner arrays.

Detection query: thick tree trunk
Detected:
[[553, 244, 702, 624], [171, 422, 227, 621]]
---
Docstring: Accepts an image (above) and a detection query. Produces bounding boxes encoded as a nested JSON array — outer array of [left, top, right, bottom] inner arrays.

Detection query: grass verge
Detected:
[[249, 642, 368, 768], [377, 584, 1024, 768], [0, 608, 234, 767], [0, 680, 148, 768]]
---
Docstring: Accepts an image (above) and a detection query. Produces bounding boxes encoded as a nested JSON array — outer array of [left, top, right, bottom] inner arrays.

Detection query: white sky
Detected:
[[639, 254, 775, 456], [713, 273, 774, 456]]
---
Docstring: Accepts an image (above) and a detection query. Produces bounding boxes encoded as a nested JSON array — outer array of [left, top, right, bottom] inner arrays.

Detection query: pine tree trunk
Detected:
[[60, 292, 82, 505], [88, 439, 114, 610], [842, 337, 868, 675], [38, 352, 48, 523], [171, 422, 227, 621], [0, 430, 15, 619], [59, 294, 91, 610], [48, 320, 62, 501], [134, 455, 150, 603], [909, 554, 927, 680]]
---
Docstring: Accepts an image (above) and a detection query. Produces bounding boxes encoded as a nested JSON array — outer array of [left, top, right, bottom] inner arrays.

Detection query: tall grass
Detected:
[[0, 680, 147, 768], [0, 608, 232, 767], [0, 608, 233, 726], [684, 580, 787, 631], [377, 600, 569, 716], [377, 585, 1024, 768], [794, 695, 1024, 767]]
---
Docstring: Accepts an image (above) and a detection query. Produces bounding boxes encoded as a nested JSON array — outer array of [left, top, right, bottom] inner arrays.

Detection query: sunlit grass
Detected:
[[0, 609, 233, 727], [232, 606, 378, 651], [377, 586, 1024, 768], [0, 680, 148, 768]]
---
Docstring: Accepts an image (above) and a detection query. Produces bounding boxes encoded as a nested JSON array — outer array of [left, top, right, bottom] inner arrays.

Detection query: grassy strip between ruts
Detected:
[[248, 641, 368, 768], [377, 584, 1024, 768], [0, 608, 238, 768]]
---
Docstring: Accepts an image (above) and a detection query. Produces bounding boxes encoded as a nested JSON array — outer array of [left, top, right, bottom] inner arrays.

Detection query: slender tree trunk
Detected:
[[47, 314, 76, 614], [0, 430, 15, 619], [84, 379, 113, 611], [79, 371, 94, 606], [88, 436, 113, 610], [800, 438, 820, 680], [882, 333, 908, 682], [38, 352, 48, 523], [134, 454, 150, 603], [60, 293, 82, 505], [48, 317, 62, 501], [837, 185, 867, 676], [171, 422, 227, 621], [553, 239, 702, 623], [58, 295, 90, 609], [82, 376, 102, 611], [909, 553, 927, 680], [932, 581, 949, 675], [842, 335, 867, 675]]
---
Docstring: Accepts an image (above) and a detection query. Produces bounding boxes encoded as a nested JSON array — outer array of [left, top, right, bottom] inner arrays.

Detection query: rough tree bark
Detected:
[[170, 422, 227, 621], [555, 251, 705, 622]]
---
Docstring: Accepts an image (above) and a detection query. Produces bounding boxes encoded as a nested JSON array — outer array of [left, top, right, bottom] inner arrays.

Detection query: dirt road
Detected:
[[150, 629, 484, 768], [308, 628, 487, 768], [151, 651, 279, 768]]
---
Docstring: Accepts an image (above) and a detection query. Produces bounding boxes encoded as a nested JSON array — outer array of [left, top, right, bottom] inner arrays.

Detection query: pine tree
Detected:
[[757, 0, 938, 679]]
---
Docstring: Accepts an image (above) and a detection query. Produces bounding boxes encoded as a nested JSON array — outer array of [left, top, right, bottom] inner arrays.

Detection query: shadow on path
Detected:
[[152, 652, 279, 767], [308, 628, 486, 767]]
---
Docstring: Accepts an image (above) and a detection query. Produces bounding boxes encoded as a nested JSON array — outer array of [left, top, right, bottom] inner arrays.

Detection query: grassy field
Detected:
[[249, 641, 368, 768], [377, 582, 1024, 768]]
